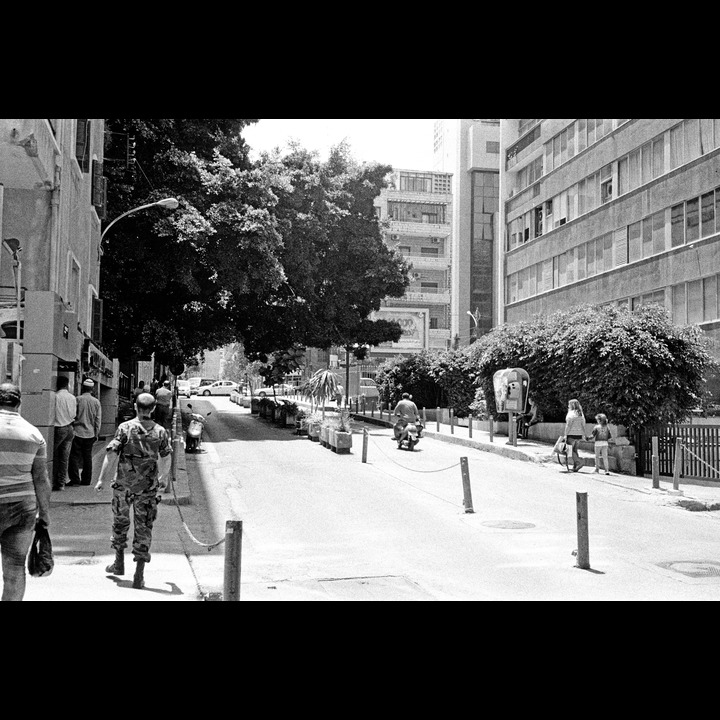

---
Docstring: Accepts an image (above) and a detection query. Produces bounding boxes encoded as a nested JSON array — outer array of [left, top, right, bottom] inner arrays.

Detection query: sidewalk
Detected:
[[346, 408, 720, 510], [24, 411, 203, 602]]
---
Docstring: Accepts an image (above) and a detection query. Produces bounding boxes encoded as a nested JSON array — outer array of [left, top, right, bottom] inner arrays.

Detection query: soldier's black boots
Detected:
[[132, 559, 145, 589], [105, 549, 125, 575]]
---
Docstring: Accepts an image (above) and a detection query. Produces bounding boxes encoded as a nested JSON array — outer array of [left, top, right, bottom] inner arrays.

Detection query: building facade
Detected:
[[499, 119, 720, 400], [371, 168, 453, 362], [0, 118, 118, 454], [433, 119, 501, 345]]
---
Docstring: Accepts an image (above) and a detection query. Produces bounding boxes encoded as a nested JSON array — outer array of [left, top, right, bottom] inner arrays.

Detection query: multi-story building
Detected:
[[0, 119, 118, 454], [499, 119, 720, 400], [433, 119, 501, 344], [371, 168, 453, 362]]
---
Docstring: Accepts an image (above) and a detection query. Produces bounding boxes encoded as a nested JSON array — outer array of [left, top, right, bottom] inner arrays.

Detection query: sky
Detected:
[[242, 119, 437, 171]]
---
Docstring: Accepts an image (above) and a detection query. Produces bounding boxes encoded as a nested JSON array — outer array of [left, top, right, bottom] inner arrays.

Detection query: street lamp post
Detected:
[[99, 197, 179, 253], [466, 308, 480, 343]]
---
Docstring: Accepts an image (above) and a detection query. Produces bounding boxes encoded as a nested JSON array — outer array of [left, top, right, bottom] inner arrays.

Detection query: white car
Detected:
[[198, 380, 239, 396], [177, 380, 191, 398]]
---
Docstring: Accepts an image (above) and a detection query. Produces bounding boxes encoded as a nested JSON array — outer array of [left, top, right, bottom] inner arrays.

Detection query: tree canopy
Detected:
[[100, 120, 408, 368]]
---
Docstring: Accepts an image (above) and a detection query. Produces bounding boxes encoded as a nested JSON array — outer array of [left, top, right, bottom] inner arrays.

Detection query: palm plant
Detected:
[[303, 369, 340, 419]]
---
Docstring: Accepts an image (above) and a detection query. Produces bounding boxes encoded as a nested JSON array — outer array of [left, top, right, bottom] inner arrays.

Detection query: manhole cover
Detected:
[[658, 561, 720, 578], [481, 520, 536, 530]]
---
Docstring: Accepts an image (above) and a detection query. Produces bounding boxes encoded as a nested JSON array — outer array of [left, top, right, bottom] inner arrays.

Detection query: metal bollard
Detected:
[[450, 407, 454, 434], [672, 437, 682, 491], [489, 415, 494, 443], [468, 412, 472, 439], [223, 520, 243, 601], [460, 457, 474, 513], [436, 407, 440, 432], [575, 492, 590, 569], [651, 436, 660, 489], [362, 427, 368, 463]]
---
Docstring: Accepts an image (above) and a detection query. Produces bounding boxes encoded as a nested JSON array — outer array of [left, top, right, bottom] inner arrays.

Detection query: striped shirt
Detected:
[[0, 408, 47, 502]]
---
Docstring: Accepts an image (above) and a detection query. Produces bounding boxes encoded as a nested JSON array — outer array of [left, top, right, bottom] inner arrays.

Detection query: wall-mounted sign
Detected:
[[370, 308, 428, 352]]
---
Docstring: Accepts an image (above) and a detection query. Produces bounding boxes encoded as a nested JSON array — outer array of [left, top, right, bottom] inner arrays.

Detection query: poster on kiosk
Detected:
[[492, 368, 530, 415]]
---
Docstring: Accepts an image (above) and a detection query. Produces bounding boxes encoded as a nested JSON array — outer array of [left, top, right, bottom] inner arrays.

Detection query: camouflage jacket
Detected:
[[107, 417, 171, 494]]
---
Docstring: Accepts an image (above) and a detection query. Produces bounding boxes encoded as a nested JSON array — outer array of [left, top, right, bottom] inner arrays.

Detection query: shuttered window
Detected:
[[75, 119, 91, 172]]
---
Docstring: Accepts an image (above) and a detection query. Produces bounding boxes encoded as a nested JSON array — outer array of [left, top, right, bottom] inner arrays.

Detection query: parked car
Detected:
[[359, 378, 379, 399], [255, 383, 295, 397], [177, 380, 191, 398], [198, 380, 239, 396], [190, 378, 215, 395]]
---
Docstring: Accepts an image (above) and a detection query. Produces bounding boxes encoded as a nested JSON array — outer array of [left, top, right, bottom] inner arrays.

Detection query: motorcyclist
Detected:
[[393, 393, 422, 441]]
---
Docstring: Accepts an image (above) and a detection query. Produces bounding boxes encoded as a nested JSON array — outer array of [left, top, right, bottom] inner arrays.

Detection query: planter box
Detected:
[[308, 422, 321, 441], [285, 413, 297, 427], [328, 427, 337, 451], [334, 430, 352, 454], [320, 425, 330, 447]]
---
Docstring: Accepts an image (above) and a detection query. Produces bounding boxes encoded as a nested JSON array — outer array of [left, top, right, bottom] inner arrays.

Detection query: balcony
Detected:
[[405, 255, 450, 270], [400, 290, 451, 304]]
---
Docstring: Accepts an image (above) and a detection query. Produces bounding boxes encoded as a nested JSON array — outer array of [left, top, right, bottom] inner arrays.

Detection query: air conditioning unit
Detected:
[[391, 234, 400, 241], [412, 272, 421, 279], [430, 237, 439, 244]]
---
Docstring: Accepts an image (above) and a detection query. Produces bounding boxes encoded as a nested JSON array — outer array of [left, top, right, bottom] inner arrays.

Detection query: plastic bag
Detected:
[[552, 435, 567, 454], [27, 520, 54, 578]]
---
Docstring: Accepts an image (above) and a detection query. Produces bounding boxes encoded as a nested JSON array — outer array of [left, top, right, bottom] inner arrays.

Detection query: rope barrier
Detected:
[[678, 440, 720, 478], [167, 408, 226, 551], [367, 433, 461, 473]]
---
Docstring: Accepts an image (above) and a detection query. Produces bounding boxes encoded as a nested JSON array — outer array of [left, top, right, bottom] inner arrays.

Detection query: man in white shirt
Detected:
[[52, 375, 77, 491], [154, 380, 173, 430]]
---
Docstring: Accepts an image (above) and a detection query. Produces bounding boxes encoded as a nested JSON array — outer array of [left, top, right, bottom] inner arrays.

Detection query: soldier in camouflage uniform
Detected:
[[95, 392, 172, 589]]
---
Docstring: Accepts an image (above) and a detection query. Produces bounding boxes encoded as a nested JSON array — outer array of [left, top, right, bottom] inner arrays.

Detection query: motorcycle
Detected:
[[185, 403, 211, 453], [395, 419, 422, 451]]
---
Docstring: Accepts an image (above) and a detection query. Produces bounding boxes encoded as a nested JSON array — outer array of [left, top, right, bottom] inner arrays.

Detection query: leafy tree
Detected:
[[101, 123, 408, 371], [375, 351, 446, 409], [468, 303, 718, 432]]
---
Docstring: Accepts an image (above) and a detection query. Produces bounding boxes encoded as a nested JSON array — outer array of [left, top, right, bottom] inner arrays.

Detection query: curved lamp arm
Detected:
[[100, 197, 179, 245]]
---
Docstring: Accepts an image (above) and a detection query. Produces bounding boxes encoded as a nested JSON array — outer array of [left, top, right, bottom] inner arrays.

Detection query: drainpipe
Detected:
[[49, 164, 61, 293]]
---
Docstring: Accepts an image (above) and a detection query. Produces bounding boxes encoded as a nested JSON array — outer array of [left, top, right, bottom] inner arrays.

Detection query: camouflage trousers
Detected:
[[109, 486, 160, 563]]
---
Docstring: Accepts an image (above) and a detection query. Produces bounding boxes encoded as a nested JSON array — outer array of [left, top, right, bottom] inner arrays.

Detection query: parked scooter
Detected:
[[395, 419, 422, 451], [185, 403, 211, 453]]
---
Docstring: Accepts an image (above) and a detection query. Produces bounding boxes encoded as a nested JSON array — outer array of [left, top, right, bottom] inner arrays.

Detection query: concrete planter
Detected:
[[334, 431, 352, 454], [328, 427, 337, 450], [320, 425, 330, 448], [308, 422, 321, 441]]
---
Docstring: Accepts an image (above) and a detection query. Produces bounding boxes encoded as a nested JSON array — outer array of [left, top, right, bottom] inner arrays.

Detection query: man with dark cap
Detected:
[[0, 383, 52, 601], [67, 378, 102, 486], [95, 392, 172, 589]]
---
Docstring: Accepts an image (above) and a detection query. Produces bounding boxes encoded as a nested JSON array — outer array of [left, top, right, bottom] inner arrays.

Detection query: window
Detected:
[[670, 124, 684, 169], [618, 156, 628, 195], [577, 119, 587, 153], [641, 143, 652, 185], [642, 215, 653, 258], [628, 221, 642, 263], [671, 203, 685, 247], [628, 149, 641, 191], [67, 255, 80, 312], [652, 137, 665, 178], [398, 246, 411, 255], [400, 173, 432, 192], [486, 141, 500, 154], [686, 197, 700, 243], [603, 232, 614, 271], [421, 247, 439, 256], [704, 275, 717, 322], [420, 282, 439, 292], [91, 296, 103, 344], [684, 119, 701, 162], [672, 283, 687, 324], [687, 279, 703, 324], [534, 206, 543, 237], [600, 164, 613, 204], [586, 238, 596, 276], [701, 191, 715, 237], [429, 317, 439, 329], [577, 244, 586, 280], [652, 211, 666, 255], [75, 119, 91, 172]]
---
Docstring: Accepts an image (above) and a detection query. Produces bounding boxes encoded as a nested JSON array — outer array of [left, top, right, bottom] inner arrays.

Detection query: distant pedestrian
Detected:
[[0, 382, 52, 601], [563, 398, 587, 472], [67, 378, 102, 486], [95, 392, 172, 589], [591, 413, 613, 475], [52, 375, 77, 491], [154, 380, 173, 430], [132, 381, 147, 402]]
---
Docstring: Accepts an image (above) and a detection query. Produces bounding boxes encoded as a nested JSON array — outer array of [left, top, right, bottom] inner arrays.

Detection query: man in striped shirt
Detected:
[[0, 382, 51, 601]]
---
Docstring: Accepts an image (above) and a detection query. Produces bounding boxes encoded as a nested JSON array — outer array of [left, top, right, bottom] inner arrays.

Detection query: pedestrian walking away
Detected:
[[0, 383, 52, 601], [132, 380, 148, 402], [564, 398, 587, 472], [154, 380, 173, 431], [591, 413, 613, 475], [95, 392, 172, 589], [52, 375, 77, 491], [67, 378, 102, 486]]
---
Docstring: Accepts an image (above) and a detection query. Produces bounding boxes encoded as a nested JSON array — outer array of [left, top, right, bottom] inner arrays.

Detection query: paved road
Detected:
[[184, 397, 720, 601]]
